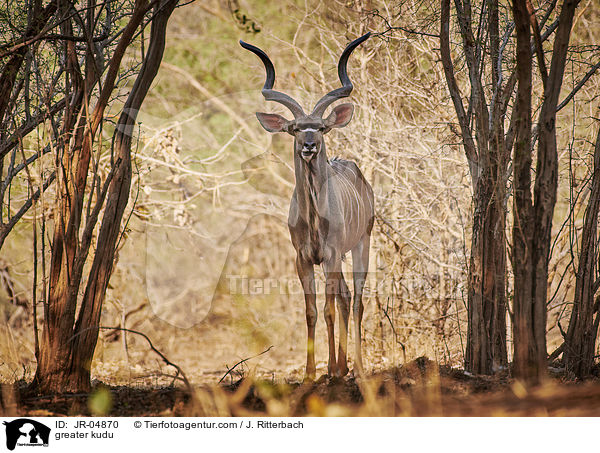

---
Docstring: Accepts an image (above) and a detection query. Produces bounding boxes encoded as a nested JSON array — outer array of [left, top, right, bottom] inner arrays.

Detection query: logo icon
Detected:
[[3, 419, 50, 450]]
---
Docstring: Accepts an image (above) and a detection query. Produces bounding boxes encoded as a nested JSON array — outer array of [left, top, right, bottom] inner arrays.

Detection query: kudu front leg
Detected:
[[296, 256, 317, 380], [324, 282, 337, 377], [352, 235, 370, 377], [324, 258, 345, 377]]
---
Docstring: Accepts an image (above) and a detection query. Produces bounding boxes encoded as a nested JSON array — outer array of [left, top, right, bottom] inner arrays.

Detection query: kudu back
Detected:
[[241, 33, 374, 378]]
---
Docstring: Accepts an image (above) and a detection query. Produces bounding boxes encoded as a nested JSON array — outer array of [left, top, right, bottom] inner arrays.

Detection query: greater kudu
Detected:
[[241, 33, 374, 378]]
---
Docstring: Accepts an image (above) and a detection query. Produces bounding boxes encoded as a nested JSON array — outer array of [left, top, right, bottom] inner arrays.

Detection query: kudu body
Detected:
[[241, 34, 374, 378]]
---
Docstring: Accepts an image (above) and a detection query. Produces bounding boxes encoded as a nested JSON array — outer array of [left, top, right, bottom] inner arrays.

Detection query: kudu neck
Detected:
[[293, 140, 330, 221]]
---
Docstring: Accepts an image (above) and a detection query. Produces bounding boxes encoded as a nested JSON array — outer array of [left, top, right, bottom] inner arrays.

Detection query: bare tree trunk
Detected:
[[466, 163, 508, 373], [511, 0, 580, 384], [440, 0, 508, 374], [511, 0, 536, 382], [32, 0, 95, 393], [32, 0, 178, 394], [564, 122, 600, 377]]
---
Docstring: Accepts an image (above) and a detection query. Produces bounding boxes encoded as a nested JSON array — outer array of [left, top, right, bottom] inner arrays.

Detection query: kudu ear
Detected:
[[256, 112, 293, 134], [323, 103, 354, 132]]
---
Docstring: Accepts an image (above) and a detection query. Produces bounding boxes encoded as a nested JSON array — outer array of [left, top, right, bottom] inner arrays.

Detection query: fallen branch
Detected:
[[219, 345, 274, 384], [98, 326, 193, 394]]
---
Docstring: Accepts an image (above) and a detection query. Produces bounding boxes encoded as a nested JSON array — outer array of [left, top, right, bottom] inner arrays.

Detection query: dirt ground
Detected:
[[6, 358, 600, 417]]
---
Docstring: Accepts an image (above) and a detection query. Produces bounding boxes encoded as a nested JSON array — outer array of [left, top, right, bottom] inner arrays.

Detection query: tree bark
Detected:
[[564, 122, 600, 377], [511, 0, 580, 384], [511, 0, 536, 382], [441, 0, 508, 374], [465, 155, 508, 373]]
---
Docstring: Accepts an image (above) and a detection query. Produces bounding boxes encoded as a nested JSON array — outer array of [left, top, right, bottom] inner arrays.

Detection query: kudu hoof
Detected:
[[302, 374, 316, 384], [337, 365, 349, 377]]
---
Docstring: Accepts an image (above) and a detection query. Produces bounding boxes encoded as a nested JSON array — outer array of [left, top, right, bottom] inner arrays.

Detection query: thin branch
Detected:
[[548, 343, 564, 362], [0, 32, 109, 59], [526, 0, 548, 87], [219, 345, 274, 384], [557, 59, 600, 112], [0, 100, 65, 160], [440, 0, 478, 186], [368, 9, 439, 38], [0, 172, 56, 249], [2, 144, 53, 190], [98, 326, 193, 393], [383, 299, 407, 364]]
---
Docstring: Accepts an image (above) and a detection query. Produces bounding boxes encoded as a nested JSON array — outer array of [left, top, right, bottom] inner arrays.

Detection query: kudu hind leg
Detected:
[[296, 256, 317, 379], [337, 274, 351, 376], [351, 235, 370, 376]]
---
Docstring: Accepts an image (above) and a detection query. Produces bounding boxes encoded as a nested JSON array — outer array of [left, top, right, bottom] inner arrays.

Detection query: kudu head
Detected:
[[240, 33, 370, 163]]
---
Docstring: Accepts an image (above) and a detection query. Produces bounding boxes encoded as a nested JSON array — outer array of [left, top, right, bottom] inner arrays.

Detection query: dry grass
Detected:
[[1, 0, 600, 416], [5, 357, 600, 417]]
